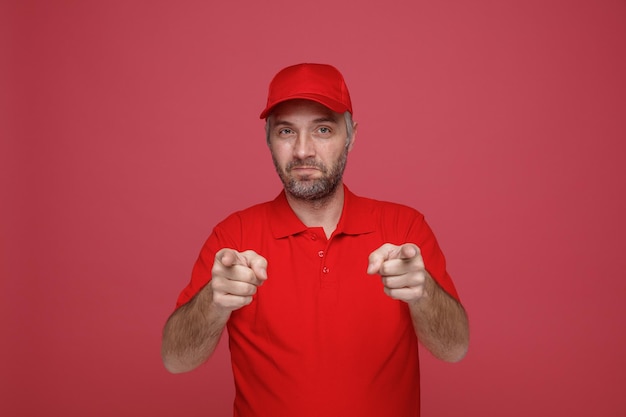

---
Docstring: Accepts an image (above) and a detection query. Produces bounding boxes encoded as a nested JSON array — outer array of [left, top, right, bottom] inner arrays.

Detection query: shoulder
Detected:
[[339, 187, 428, 244], [215, 199, 274, 231], [350, 191, 426, 223]]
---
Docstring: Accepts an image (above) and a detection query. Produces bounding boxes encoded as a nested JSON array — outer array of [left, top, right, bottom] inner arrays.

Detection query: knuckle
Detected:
[[407, 286, 423, 301], [382, 276, 398, 289], [212, 292, 228, 307], [211, 262, 222, 275], [234, 296, 252, 309], [243, 282, 258, 296], [209, 277, 225, 292], [242, 267, 257, 283]]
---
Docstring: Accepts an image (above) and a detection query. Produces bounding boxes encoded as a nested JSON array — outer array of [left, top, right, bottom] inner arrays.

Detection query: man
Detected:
[[162, 63, 469, 417]]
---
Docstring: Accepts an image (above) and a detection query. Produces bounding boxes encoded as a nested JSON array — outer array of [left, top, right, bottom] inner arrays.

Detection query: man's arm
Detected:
[[161, 284, 229, 373], [161, 249, 268, 373], [367, 243, 469, 362], [408, 272, 469, 362]]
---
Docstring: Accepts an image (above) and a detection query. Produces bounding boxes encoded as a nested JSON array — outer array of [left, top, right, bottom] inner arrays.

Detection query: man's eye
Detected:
[[279, 128, 293, 135], [318, 127, 331, 134]]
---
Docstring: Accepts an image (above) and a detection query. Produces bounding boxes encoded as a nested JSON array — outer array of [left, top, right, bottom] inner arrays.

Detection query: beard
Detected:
[[272, 148, 348, 201]]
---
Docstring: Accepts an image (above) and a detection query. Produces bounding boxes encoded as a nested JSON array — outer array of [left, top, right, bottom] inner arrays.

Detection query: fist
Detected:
[[367, 243, 427, 303], [210, 248, 268, 311]]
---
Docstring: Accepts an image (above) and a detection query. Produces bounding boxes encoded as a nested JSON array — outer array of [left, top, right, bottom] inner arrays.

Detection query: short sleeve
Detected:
[[407, 213, 460, 303], [174, 215, 241, 308]]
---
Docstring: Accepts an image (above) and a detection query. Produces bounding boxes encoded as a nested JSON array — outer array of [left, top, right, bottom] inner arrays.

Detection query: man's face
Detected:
[[267, 99, 355, 201]]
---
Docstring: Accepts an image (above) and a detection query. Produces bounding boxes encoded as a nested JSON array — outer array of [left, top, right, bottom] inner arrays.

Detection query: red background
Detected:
[[2, 1, 625, 416]]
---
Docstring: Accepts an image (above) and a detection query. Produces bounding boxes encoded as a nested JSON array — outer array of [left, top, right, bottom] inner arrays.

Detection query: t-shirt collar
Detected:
[[269, 184, 375, 239]]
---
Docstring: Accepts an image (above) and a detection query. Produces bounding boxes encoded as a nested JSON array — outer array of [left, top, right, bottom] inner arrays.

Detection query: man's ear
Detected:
[[265, 117, 272, 146], [347, 122, 358, 151]]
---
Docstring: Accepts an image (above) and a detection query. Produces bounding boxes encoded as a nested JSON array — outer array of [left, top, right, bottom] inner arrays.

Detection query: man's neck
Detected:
[[285, 183, 345, 239]]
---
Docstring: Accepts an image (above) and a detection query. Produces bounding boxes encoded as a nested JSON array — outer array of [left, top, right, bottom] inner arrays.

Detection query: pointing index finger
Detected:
[[217, 248, 244, 268], [247, 253, 268, 282], [399, 244, 418, 260], [367, 244, 421, 275], [367, 243, 396, 274], [219, 249, 268, 282]]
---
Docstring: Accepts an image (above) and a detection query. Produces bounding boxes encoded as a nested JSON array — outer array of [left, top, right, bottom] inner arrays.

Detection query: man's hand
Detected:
[[210, 248, 268, 311], [367, 243, 428, 304], [161, 248, 267, 373]]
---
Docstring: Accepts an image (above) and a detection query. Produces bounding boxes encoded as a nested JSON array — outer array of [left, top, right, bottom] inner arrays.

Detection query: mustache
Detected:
[[286, 158, 327, 173]]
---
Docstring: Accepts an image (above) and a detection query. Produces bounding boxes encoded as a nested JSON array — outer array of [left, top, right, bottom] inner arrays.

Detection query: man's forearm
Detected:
[[409, 273, 469, 362], [161, 285, 230, 373]]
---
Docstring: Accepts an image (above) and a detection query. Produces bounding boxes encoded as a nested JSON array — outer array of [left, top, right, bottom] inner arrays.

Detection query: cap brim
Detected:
[[259, 93, 350, 119]]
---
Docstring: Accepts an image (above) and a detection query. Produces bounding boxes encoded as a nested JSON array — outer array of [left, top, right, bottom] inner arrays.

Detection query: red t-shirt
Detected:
[[176, 186, 460, 417]]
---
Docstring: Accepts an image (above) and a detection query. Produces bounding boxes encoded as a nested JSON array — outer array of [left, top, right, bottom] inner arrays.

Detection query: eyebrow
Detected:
[[312, 117, 340, 124]]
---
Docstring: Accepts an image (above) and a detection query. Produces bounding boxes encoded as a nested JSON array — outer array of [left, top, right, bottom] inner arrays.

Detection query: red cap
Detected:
[[259, 63, 353, 119]]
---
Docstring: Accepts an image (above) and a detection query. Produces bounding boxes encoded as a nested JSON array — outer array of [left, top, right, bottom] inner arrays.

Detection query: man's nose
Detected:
[[293, 133, 315, 159]]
